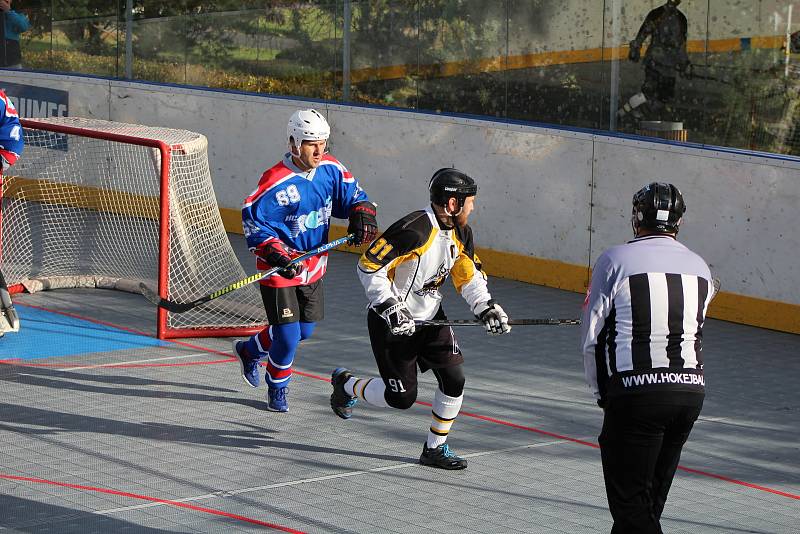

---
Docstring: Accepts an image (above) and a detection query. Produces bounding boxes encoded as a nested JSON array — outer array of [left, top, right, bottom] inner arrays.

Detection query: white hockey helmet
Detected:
[[287, 109, 330, 151]]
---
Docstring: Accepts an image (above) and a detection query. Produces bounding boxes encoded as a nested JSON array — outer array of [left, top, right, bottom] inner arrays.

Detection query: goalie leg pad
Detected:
[[0, 273, 19, 333]]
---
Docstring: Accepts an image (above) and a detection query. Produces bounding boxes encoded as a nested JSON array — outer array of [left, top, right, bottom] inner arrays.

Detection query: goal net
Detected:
[[1, 117, 266, 339]]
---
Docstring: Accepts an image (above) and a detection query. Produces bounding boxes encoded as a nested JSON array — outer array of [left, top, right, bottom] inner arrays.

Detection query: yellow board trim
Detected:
[[221, 210, 800, 336], [3, 176, 159, 220], [344, 35, 784, 84]]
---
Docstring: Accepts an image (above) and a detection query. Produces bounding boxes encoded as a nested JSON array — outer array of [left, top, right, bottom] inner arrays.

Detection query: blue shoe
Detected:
[[233, 340, 260, 388], [330, 367, 357, 420], [266, 386, 289, 412]]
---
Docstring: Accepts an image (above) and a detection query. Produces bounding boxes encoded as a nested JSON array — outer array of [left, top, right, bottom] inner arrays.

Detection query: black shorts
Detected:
[[259, 280, 324, 324], [642, 64, 677, 103], [367, 307, 464, 389]]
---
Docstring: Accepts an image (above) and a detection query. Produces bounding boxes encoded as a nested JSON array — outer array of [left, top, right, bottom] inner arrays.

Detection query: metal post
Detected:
[[609, 0, 622, 131], [785, 4, 793, 78], [1, 12, 7, 67], [125, 0, 133, 79], [343, 0, 351, 101]]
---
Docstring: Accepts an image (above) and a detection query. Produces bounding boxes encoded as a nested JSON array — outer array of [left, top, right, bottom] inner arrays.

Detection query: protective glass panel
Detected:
[[9, 1, 800, 156], [46, 1, 120, 77], [343, 0, 419, 108], [10, 3, 50, 71], [508, 0, 605, 128], [416, 0, 509, 118]]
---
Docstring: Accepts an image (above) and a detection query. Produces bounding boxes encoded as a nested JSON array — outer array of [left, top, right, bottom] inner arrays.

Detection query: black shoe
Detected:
[[330, 367, 357, 420], [419, 442, 467, 470]]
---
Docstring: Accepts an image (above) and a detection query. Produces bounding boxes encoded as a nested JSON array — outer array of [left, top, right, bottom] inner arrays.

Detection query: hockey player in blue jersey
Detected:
[[0, 88, 23, 336], [233, 108, 377, 412]]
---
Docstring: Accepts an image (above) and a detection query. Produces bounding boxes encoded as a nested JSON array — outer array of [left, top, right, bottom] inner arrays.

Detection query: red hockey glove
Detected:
[[348, 201, 378, 246], [262, 241, 305, 279]]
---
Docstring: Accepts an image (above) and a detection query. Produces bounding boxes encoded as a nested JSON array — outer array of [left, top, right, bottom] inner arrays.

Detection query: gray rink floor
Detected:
[[0, 236, 798, 533]]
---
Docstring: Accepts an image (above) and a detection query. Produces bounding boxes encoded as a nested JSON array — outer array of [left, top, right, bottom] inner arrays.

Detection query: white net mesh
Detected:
[[1, 117, 266, 337]]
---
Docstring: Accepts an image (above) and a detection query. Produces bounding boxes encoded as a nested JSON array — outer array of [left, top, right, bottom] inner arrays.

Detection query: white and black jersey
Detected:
[[357, 208, 492, 320], [581, 235, 713, 401]]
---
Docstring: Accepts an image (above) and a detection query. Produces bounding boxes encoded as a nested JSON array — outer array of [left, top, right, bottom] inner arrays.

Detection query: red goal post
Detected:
[[0, 117, 266, 339]]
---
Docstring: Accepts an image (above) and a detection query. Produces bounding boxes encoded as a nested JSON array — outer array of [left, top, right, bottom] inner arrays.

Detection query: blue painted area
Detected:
[[0, 306, 168, 360], [741, 37, 752, 51]]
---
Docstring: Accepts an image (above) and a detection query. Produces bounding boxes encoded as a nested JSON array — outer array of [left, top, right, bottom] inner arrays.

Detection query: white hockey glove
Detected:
[[475, 300, 511, 335], [374, 297, 415, 336]]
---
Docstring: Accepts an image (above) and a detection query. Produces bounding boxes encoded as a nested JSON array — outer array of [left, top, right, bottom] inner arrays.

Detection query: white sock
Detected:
[[345, 377, 389, 408], [426, 389, 463, 449]]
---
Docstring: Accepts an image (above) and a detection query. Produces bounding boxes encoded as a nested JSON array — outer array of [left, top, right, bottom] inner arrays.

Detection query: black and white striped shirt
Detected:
[[581, 235, 713, 400]]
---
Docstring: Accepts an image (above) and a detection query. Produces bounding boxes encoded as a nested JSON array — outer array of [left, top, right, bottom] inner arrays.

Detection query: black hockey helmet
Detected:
[[632, 182, 686, 233], [429, 168, 477, 208]]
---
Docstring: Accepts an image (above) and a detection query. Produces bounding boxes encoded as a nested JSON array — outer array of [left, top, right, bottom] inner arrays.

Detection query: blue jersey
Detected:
[[0, 90, 23, 169], [242, 152, 369, 287]]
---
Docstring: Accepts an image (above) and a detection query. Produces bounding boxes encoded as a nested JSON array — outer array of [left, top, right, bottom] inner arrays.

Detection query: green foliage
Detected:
[[15, 1, 800, 156]]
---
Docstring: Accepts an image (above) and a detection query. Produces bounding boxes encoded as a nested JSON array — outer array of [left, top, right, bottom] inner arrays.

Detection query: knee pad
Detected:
[[385, 389, 417, 410], [434, 365, 465, 398]]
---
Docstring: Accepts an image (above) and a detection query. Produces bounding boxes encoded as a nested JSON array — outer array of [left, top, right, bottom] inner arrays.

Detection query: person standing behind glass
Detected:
[[618, 0, 690, 121], [1, 0, 31, 69]]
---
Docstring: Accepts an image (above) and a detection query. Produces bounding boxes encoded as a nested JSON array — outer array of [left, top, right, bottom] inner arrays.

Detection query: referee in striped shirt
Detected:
[[581, 183, 714, 533]]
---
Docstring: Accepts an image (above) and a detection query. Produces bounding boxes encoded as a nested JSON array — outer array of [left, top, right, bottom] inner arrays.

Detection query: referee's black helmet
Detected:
[[429, 168, 477, 207], [632, 182, 686, 233]]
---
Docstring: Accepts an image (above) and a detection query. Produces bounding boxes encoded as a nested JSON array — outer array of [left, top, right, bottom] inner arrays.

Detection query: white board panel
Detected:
[[0, 70, 110, 119], [327, 106, 594, 265], [4, 72, 799, 307], [108, 82, 309, 211], [592, 138, 800, 303]]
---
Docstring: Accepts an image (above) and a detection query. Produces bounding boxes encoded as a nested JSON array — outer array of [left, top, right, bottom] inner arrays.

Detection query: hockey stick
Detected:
[[139, 234, 355, 313], [415, 318, 581, 327]]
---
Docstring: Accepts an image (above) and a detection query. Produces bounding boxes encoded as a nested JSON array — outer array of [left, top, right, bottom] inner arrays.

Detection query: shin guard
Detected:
[[427, 389, 463, 449]]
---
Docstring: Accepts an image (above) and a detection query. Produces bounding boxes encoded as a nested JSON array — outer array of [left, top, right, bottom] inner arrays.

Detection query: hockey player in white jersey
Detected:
[[330, 168, 511, 470], [581, 182, 712, 533]]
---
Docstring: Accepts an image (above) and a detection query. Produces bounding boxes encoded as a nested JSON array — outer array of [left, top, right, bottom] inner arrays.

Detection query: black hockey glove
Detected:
[[628, 41, 641, 62], [474, 299, 511, 335], [262, 241, 305, 279], [374, 297, 415, 336], [348, 201, 378, 246]]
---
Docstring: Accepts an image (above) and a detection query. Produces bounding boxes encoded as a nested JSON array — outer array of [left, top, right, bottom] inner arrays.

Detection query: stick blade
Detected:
[[139, 282, 162, 306], [138, 282, 193, 313]]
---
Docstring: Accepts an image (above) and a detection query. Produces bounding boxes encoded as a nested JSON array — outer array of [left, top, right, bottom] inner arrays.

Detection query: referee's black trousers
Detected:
[[599, 394, 704, 534]]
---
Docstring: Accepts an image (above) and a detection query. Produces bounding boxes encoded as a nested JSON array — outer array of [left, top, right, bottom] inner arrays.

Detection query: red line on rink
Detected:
[[674, 466, 800, 500], [9, 304, 800, 502], [0, 474, 308, 532]]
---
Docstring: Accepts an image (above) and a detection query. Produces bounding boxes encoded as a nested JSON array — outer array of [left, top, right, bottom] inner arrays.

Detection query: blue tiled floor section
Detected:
[[0, 305, 168, 359]]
